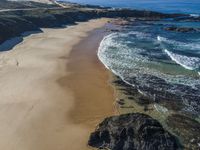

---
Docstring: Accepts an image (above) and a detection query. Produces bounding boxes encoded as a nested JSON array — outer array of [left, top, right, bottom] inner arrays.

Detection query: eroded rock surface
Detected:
[[164, 26, 200, 32], [88, 113, 179, 150], [167, 114, 200, 150]]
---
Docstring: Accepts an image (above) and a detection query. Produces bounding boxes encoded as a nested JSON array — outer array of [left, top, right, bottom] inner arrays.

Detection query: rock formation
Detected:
[[0, 0, 184, 46], [167, 114, 200, 150], [88, 113, 179, 150], [164, 26, 200, 32]]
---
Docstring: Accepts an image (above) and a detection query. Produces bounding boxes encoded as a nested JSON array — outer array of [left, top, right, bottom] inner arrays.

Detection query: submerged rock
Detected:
[[164, 26, 200, 33], [115, 74, 200, 115], [167, 114, 200, 150], [88, 113, 179, 150]]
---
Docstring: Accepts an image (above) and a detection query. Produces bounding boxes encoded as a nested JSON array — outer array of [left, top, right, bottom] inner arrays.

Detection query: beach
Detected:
[[0, 18, 115, 150], [0, 0, 199, 148]]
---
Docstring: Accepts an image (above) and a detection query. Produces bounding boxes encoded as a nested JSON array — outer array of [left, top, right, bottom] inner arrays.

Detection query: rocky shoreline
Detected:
[[108, 75, 200, 150], [88, 113, 180, 150], [92, 15, 200, 149], [1, 1, 200, 150], [0, 1, 186, 47]]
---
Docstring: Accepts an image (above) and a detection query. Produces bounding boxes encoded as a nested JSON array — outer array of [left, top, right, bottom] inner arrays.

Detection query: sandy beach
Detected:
[[0, 18, 115, 150]]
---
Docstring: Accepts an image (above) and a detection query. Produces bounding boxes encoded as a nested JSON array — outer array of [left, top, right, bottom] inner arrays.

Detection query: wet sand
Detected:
[[0, 18, 115, 150], [59, 28, 116, 127], [58, 22, 117, 149]]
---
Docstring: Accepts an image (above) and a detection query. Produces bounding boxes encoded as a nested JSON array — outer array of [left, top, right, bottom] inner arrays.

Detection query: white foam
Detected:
[[154, 104, 168, 113], [128, 31, 150, 39], [97, 33, 138, 87], [97, 33, 117, 70], [190, 14, 200, 18], [164, 49, 200, 70], [157, 35, 164, 42], [98, 33, 200, 86], [157, 36, 200, 51]]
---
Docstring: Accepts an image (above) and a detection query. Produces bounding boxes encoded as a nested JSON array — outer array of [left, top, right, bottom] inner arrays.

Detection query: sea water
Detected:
[[98, 20, 200, 114], [65, 0, 200, 14], [66, 0, 200, 115]]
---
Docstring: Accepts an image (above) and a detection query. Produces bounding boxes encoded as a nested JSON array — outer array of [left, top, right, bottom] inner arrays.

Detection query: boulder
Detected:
[[88, 113, 179, 150]]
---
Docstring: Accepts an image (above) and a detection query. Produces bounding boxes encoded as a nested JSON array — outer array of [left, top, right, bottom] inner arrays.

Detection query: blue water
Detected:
[[98, 20, 200, 114], [65, 0, 200, 115], [65, 0, 200, 14]]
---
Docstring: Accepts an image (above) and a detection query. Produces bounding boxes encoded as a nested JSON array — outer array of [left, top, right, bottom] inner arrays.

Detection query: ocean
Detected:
[[65, 0, 200, 14], [67, 0, 200, 115]]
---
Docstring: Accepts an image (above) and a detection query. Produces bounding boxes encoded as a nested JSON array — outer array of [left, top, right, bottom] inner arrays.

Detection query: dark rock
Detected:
[[164, 26, 200, 33], [116, 99, 125, 105], [0, 15, 40, 47], [0, 0, 57, 10], [105, 29, 121, 33], [115, 74, 200, 115], [88, 113, 179, 150], [173, 15, 200, 22], [167, 114, 200, 150], [0, 0, 184, 45], [138, 96, 151, 105]]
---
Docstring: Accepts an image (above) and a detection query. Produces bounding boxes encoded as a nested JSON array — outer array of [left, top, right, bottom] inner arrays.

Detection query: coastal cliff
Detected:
[[0, 1, 183, 46]]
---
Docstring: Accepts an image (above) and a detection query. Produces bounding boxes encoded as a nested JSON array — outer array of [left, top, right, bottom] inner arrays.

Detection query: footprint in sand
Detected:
[[0, 56, 19, 67]]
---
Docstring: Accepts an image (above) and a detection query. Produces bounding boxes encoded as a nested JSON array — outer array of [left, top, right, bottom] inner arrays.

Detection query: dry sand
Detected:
[[0, 18, 115, 150]]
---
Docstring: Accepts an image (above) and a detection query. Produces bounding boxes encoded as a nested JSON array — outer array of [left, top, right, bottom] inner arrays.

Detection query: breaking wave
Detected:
[[98, 31, 200, 115], [157, 35, 200, 72], [157, 36, 200, 51], [164, 49, 200, 70], [190, 14, 200, 17]]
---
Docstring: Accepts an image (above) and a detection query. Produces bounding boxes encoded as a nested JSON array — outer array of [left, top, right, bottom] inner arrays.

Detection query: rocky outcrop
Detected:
[[7, 0, 54, 4], [0, 1, 185, 46], [174, 15, 200, 22], [113, 74, 200, 115], [0, 0, 57, 9], [88, 113, 179, 150], [0, 15, 40, 46], [164, 26, 200, 33], [167, 114, 200, 150]]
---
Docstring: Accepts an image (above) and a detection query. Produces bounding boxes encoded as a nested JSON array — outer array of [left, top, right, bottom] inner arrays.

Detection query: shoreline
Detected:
[[0, 1, 183, 46], [0, 8, 198, 149], [58, 20, 118, 149], [0, 18, 114, 150], [97, 21, 200, 149], [63, 27, 116, 127]]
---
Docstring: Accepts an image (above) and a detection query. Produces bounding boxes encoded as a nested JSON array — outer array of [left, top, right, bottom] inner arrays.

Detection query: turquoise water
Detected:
[[98, 20, 200, 115], [65, 0, 200, 14], [66, 0, 200, 115]]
